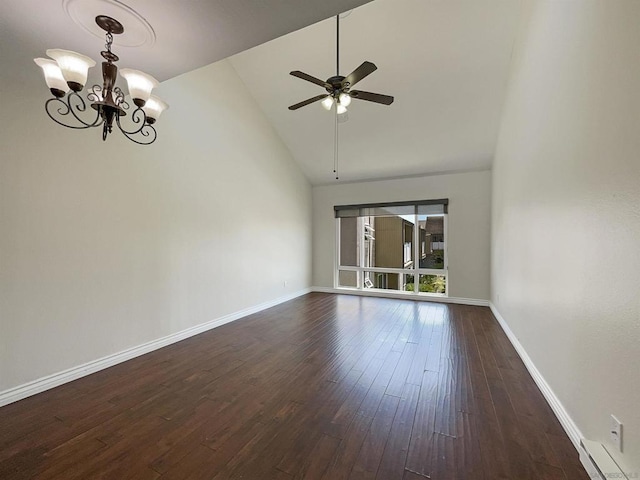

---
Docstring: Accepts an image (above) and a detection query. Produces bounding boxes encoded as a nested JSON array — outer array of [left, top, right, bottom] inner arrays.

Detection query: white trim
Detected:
[[443, 212, 449, 278], [488, 302, 583, 449], [312, 286, 489, 306], [0, 288, 311, 408]]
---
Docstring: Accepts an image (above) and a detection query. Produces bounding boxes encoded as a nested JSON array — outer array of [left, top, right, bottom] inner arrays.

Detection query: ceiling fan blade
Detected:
[[288, 94, 329, 110], [342, 61, 377, 88], [290, 71, 330, 88], [350, 90, 394, 105]]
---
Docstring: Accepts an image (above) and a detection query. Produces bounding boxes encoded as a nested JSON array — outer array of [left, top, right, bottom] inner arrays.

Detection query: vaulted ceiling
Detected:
[[230, 0, 523, 184], [1, 0, 523, 185]]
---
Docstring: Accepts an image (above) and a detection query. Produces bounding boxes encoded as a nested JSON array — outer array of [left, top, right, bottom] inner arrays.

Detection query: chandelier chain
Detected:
[[334, 109, 339, 180], [105, 31, 114, 55]]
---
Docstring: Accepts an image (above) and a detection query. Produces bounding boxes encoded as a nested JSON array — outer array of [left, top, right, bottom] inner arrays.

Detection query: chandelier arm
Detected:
[[87, 85, 103, 103], [113, 87, 127, 108], [44, 95, 101, 130], [66, 92, 102, 127], [115, 106, 149, 136], [115, 106, 156, 144], [116, 120, 157, 145]]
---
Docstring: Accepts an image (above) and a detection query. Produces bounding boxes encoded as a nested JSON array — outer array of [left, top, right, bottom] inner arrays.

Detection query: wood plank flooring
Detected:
[[0, 293, 590, 479]]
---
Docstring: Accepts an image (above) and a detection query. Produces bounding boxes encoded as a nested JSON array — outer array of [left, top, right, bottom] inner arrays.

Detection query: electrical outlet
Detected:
[[610, 415, 623, 452], [283, 280, 288, 288]]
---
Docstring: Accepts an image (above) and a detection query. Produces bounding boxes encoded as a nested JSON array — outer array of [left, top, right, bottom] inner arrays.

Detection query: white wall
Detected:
[[0, 59, 312, 393], [492, 0, 640, 473], [313, 170, 491, 300]]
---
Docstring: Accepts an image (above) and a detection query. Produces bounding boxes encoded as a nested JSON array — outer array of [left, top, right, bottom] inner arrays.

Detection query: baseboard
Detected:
[[0, 288, 311, 408], [488, 302, 584, 449], [312, 286, 489, 307]]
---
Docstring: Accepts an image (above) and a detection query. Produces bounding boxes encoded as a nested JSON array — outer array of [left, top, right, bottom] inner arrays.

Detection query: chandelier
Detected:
[[34, 15, 168, 145]]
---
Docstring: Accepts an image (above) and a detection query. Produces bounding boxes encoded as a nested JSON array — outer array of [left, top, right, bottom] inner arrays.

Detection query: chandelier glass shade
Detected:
[[34, 15, 168, 145]]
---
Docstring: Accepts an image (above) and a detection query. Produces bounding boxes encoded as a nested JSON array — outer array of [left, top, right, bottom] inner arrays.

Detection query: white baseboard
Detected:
[[488, 302, 584, 449], [0, 288, 311, 408], [312, 286, 489, 307]]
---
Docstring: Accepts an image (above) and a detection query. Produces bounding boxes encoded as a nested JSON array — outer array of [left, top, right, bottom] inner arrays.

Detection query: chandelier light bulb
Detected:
[[339, 92, 351, 107], [119, 68, 159, 107], [321, 96, 334, 110], [336, 103, 347, 115], [46, 49, 96, 91], [34, 58, 69, 97]]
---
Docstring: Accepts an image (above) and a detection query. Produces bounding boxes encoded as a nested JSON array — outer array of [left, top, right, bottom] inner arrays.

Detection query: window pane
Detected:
[[364, 215, 414, 269], [418, 215, 445, 269], [363, 271, 405, 291], [410, 274, 446, 294], [338, 270, 358, 288], [363, 216, 375, 268], [339, 217, 359, 266]]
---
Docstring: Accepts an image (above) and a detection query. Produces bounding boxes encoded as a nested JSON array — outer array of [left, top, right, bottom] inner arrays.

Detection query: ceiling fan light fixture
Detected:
[[338, 92, 351, 107], [321, 96, 334, 110], [336, 103, 348, 115]]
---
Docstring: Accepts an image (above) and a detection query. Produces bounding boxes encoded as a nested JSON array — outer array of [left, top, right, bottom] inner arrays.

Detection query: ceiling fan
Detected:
[[288, 14, 394, 114]]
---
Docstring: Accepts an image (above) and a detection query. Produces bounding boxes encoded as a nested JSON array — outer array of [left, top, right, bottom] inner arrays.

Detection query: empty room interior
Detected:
[[1, 0, 639, 478]]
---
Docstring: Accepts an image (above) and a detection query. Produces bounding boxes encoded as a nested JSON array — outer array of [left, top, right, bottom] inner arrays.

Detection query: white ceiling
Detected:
[[230, 0, 523, 184], [1, 0, 523, 185]]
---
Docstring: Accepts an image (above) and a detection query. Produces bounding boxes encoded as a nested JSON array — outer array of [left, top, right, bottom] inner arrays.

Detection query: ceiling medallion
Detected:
[[63, 0, 156, 47]]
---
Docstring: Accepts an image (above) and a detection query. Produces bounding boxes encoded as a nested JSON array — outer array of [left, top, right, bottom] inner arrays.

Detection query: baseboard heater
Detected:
[[580, 439, 627, 480]]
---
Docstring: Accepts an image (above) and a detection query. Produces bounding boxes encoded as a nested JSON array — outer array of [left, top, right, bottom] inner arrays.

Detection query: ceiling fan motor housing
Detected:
[[326, 75, 347, 94]]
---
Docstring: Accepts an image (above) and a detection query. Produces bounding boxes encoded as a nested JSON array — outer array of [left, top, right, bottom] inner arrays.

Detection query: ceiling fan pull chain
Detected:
[[334, 108, 339, 180]]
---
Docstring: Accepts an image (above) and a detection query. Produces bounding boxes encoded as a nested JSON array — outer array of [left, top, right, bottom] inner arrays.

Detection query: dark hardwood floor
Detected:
[[0, 293, 589, 479]]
